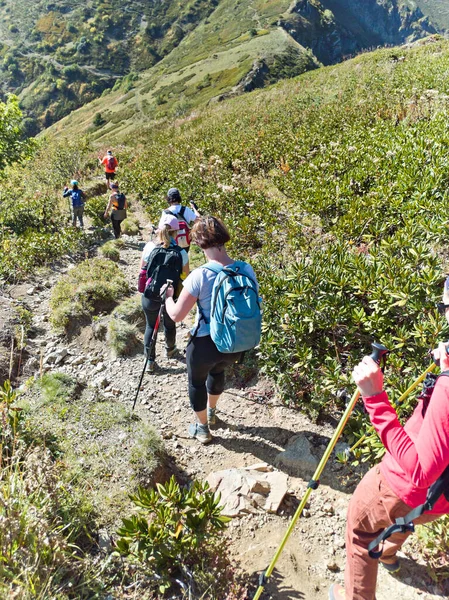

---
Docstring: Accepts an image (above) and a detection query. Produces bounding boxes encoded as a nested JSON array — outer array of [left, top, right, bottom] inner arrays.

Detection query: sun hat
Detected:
[[71, 180, 78, 186], [107, 149, 113, 155], [159, 214, 180, 231], [167, 187, 181, 202]]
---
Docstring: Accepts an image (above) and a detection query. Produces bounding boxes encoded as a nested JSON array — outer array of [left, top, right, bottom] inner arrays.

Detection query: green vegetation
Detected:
[[117, 477, 246, 598], [0, 121, 91, 281], [121, 214, 140, 235], [99, 239, 120, 261], [107, 295, 145, 357], [114, 40, 449, 441], [45, 0, 438, 142], [49, 258, 129, 332]]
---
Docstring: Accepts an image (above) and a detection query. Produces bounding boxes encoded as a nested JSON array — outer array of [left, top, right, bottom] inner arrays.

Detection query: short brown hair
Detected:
[[190, 216, 230, 249]]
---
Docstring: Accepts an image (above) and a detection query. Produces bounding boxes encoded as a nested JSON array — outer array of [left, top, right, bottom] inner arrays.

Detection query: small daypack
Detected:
[[144, 244, 183, 302], [71, 189, 85, 207], [107, 156, 116, 171], [164, 206, 190, 248], [197, 261, 262, 353]]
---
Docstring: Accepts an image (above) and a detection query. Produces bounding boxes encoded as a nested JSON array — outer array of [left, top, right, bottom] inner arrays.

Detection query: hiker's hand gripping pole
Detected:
[[253, 342, 388, 600], [131, 280, 173, 411]]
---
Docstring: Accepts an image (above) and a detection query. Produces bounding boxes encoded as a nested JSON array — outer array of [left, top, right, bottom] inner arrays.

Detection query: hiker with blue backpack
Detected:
[[163, 216, 261, 444], [139, 214, 189, 372], [63, 180, 86, 229]]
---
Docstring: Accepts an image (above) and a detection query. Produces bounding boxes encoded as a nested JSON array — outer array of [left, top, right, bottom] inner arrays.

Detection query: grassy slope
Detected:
[[408, 0, 449, 30], [45, 0, 322, 140]]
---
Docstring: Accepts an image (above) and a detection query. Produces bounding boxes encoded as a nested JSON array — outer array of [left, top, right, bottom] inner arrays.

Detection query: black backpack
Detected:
[[144, 244, 183, 302], [114, 193, 126, 209]]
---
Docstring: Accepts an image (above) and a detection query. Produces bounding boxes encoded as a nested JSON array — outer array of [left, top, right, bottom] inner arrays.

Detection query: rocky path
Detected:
[[5, 205, 449, 600]]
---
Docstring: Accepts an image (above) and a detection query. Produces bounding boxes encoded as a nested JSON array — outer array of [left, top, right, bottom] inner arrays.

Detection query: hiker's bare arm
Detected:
[[164, 287, 196, 322], [104, 197, 113, 217]]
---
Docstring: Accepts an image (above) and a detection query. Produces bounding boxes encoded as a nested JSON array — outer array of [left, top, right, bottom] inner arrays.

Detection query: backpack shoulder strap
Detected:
[[164, 209, 176, 217], [179, 205, 186, 219], [202, 261, 224, 275]]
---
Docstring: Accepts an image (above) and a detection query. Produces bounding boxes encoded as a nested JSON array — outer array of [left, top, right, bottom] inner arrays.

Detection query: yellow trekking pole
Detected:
[[349, 361, 437, 455], [253, 342, 389, 600]]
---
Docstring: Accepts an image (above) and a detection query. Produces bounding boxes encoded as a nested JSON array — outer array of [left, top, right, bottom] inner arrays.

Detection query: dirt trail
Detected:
[[7, 197, 449, 600]]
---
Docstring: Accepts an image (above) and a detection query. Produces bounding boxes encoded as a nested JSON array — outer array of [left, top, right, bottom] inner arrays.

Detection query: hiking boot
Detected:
[[329, 583, 346, 599], [166, 346, 179, 359], [188, 423, 212, 444], [207, 407, 216, 426], [146, 360, 155, 373], [380, 559, 401, 574]]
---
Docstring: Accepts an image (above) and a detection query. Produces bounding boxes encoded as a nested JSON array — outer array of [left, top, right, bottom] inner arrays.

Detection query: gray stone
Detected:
[[98, 529, 112, 553], [206, 468, 288, 517], [274, 433, 319, 479]]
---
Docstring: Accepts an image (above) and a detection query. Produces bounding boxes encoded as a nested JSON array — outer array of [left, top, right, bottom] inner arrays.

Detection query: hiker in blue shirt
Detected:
[[63, 180, 86, 229]]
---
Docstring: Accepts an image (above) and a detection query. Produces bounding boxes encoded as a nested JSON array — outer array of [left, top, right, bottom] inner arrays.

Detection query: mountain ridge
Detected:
[[0, 0, 442, 136]]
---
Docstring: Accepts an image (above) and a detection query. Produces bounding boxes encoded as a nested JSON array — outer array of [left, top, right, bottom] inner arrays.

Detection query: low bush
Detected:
[[99, 240, 120, 261], [117, 476, 247, 598], [84, 194, 108, 226], [49, 257, 129, 332], [107, 295, 145, 356], [107, 318, 140, 356], [121, 215, 140, 235]]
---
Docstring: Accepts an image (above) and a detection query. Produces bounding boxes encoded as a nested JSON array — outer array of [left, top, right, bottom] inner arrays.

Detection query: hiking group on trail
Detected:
[[62, 150, 449, 598]]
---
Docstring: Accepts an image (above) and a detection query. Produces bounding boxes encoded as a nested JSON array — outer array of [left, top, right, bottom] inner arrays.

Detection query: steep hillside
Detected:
[[0, 0, 439, 135], [410, 0, 449, 30]]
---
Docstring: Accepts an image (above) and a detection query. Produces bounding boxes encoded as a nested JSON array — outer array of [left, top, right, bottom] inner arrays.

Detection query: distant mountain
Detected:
[[0, 0, 440, 135]]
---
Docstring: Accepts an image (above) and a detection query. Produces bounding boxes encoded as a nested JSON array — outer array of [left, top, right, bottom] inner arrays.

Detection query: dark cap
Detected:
[[111, 183, 119, 189], [167, 187, 181, 202]]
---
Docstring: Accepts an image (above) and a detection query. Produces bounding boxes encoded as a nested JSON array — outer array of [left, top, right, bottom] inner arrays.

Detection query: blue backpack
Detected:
[[71, 189, 85, 207], [198, 261, 262, 353]]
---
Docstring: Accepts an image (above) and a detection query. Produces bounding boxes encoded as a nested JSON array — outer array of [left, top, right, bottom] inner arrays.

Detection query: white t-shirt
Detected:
[[141, 239, 189, 267], [183, 261, 259, 337], [158, 204, 197, 230]]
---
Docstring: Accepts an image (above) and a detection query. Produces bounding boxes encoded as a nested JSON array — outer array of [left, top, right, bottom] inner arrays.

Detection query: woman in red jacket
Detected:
[[330, 280, 449, 600]]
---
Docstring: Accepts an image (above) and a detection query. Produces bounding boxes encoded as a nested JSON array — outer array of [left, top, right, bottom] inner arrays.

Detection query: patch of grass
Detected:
[[107, 318, 140, 357], [26, 374, 165, 527], [121, 215, 140, 235], [99, 240, 120, 261], [49, 257, 129, 332]]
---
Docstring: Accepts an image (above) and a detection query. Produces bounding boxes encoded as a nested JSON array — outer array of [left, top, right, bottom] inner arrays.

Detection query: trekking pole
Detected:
[[253, 342, 389, 600], [132, 280, 173, 411], [349, 360, 437, 456]]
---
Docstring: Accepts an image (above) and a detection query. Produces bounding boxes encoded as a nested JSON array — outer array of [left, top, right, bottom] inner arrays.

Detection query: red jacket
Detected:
[[363, 376, 449, 514]]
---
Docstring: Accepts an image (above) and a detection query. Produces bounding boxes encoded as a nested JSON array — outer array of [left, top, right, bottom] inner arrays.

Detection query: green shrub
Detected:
[[99, 240, 120, 261], [111, 294, 145, 331], [107, 318, 140, 356], [39, 372, 81, 404], [84, 194, 108, 226], [49, 258, 129, 332], [121, 216, 140, 235], [116, 476, 242, 597]]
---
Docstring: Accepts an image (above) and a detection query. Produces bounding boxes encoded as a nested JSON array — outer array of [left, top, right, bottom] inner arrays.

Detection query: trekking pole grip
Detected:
[[369, 342, 389, 369]]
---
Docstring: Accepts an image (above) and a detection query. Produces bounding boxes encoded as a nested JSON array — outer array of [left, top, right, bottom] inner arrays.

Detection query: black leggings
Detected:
[[141, 296, 176, 360], [111, 217, 123, 239], [186, 335, 241, 412]]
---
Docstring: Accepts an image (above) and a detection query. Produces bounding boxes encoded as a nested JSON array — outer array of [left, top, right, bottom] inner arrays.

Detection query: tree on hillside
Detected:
[[0, 95, 36, 174]]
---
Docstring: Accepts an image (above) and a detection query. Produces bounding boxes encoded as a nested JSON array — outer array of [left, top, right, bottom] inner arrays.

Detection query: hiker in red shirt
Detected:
[[329, 280, 449, 600], [99, 149, 118, 189]]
